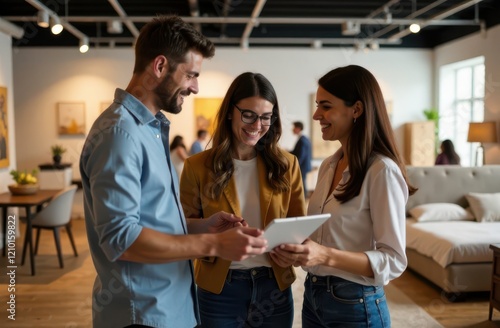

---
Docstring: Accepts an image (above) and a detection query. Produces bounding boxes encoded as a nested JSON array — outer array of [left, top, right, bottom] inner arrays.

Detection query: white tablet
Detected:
[[263, 213, 331, 251]]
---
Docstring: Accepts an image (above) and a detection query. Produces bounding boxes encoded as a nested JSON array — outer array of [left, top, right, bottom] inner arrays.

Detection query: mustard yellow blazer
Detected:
[[180, 149, 306, 294]]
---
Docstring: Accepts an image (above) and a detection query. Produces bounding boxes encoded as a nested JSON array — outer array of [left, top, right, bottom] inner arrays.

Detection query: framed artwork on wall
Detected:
[[310, 93, 341, 159], [193, 98, 223, 137], [0, 86, 9, 168], [57, 102, 86, 135]]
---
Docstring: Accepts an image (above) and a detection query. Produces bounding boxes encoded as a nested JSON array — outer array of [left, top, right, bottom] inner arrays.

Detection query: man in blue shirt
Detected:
[[80, 16, 267, 328], [291, 121, 312, 195], [189, 129, 208, 155]]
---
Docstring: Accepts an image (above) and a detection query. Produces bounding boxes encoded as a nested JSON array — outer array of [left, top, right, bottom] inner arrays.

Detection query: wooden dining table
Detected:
[[0, 189, 61, 275]]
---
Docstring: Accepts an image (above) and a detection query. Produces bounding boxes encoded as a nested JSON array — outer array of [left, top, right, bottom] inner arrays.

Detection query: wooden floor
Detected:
[[1, 218, 499, 327]]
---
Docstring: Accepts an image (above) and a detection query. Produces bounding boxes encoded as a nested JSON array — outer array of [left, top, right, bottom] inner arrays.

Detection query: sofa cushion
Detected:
[[465, 192, 500, 222], [408, 203, 474, 222]]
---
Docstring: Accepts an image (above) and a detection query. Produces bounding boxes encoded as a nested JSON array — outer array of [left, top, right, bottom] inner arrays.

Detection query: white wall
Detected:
[[0, 32, 16, 191], [11, 46, 433, 178], [435, 24, 500, 164]]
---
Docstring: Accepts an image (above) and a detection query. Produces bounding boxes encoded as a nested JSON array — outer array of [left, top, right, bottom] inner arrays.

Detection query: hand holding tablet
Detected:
[[263, 214, 331, 251]]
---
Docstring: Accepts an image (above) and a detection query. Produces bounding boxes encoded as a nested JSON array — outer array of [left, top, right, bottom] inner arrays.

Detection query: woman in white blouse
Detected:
[[271, 65, 417, 328]]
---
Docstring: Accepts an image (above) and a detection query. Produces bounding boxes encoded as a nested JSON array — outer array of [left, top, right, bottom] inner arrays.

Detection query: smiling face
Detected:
[[313, 86, 356, 145], [230, 96, 274, 159], [154, 50, 203, 114]]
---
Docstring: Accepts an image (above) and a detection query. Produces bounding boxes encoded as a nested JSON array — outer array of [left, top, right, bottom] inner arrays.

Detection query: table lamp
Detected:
[[467, 122, 498, 166]]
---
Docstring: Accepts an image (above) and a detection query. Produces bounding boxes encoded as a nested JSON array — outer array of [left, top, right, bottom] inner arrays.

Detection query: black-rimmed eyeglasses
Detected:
[[233, 104, 277, 126]]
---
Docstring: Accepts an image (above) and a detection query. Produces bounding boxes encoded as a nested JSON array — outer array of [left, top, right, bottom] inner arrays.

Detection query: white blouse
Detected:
[[306, 150, 408, 286]]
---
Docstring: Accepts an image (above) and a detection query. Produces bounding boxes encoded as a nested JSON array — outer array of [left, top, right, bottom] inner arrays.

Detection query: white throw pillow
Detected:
[[465, 192, 500, 222], [408, 203, 474, 222]]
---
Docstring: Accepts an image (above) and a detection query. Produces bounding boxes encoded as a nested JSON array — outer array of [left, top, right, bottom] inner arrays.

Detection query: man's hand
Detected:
[[215, 226, 267, 261], [206, 211, 248, 234]]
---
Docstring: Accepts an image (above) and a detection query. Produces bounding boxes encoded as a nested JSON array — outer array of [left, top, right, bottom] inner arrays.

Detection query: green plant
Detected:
[[51, 144, 67, 156], [10, 169, 38, 185], [423, 108, 440, 155], [423, 108, 439, 122]]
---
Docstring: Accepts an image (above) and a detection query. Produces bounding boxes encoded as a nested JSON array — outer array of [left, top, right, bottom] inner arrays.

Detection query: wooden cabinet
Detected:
[[490, 244, 500, 321], [404, 121, 435, 166]]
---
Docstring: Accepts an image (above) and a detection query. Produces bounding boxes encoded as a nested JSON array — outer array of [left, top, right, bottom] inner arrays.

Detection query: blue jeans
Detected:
[[302, 274, 391, 328], [197, 266, 293, 328]]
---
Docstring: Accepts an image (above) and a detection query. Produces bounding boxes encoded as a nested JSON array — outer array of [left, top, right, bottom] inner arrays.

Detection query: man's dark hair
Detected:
[[197, 129, 208, 138], [293, 121, 304, 131], [133, 15, 215, 74]]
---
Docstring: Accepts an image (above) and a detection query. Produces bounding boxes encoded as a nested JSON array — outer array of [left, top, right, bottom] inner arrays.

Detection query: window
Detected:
[[438, 57, 485, 166]]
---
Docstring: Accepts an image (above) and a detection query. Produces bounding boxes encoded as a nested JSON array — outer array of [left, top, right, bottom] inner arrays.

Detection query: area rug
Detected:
[[291, 268, 443, 328]]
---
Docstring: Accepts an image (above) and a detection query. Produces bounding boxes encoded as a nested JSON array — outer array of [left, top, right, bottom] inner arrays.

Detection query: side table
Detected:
[[490, 244, 500, 321], [38, 163, 72, 190]]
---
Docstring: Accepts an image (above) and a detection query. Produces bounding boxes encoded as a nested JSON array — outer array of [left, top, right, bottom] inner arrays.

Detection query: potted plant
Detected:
[[51, 144, 67, 165], [9, 169, 39, 195], [423, 108, 440, 155]]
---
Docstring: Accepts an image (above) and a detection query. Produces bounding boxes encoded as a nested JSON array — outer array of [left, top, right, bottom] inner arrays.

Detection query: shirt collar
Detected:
[[113, 88, 170, 126]]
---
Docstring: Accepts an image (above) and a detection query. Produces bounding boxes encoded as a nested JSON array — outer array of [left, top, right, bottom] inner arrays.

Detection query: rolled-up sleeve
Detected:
[[83, 126, 143, 261]]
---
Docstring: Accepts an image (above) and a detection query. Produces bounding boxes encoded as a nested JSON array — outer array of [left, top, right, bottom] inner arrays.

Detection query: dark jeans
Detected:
[[302, 274, 390, 328], [198, 266, 293, 328]]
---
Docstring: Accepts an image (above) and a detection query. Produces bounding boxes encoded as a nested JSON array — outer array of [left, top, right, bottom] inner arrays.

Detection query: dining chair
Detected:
[[22, 185, 78, 268]]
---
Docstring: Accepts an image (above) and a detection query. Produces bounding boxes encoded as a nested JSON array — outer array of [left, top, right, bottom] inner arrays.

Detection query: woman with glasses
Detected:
[[180, 72, 306, 327]]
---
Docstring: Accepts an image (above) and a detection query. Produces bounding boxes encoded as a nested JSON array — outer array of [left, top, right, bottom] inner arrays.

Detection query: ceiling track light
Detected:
[[79, 37, 89, 53], [37, 10, 49, 28], [107, 20, 123, 34], [409, 23, 421, 33], [50, 15, 63, 35]]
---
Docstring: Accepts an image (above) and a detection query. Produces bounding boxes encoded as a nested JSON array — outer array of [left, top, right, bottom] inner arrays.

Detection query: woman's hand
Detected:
[[270, 239, 329, 267]]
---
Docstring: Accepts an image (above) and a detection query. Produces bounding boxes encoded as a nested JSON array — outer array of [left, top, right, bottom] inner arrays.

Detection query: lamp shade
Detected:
[[467, 122, 498, 143]]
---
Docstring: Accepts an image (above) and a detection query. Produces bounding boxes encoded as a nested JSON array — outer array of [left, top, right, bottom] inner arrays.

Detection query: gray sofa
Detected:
[[405, 165, 500, 297]]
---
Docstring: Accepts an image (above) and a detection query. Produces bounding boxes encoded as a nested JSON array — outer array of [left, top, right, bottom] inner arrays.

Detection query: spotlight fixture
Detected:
[[341, 21, 361, 36], [50, 15, 63, 35], [409, 23, 421, 33], [353, 42, 366, 52], [369, 41, 380, 51], [107, 20, 123, 34], [37, 10, 49, 28], [79, 37, 89, 53], [312, 39, 322, 49]]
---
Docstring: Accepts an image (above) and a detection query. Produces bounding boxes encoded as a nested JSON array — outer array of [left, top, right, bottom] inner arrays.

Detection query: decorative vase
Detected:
[[8, 184, 39, 195], [53, 155, 62, 165]]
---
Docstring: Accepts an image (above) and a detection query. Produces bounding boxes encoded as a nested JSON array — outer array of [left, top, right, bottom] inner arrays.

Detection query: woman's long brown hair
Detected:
[[318, 65, 417, 203], [207, 72, 290, 199]]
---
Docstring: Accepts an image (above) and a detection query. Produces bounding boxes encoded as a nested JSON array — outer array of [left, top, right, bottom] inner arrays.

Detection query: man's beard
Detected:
[[153, 74, 186, 114]]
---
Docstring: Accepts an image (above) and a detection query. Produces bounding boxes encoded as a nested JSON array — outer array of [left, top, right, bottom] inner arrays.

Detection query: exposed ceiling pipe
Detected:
[[365, 0, 401, 19], [187, 0, 201, 32], [218, 0, 233, 37], [25, 0, 87, 40], [240, 0, 267, 49], [89, 36, 402, 46], [369, 0, 450, 39], [0, 17, 24, 39], [107, 0, 140, 38], [388, 0, 484, 40], [7, 15, 481, 27]]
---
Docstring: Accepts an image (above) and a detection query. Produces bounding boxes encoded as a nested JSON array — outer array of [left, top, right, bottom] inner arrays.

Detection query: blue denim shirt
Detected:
[[80, 88, 198, 328]]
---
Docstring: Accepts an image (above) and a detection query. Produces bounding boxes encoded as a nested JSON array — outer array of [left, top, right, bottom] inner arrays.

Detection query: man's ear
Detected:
[[152, 55, 168, 78]]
